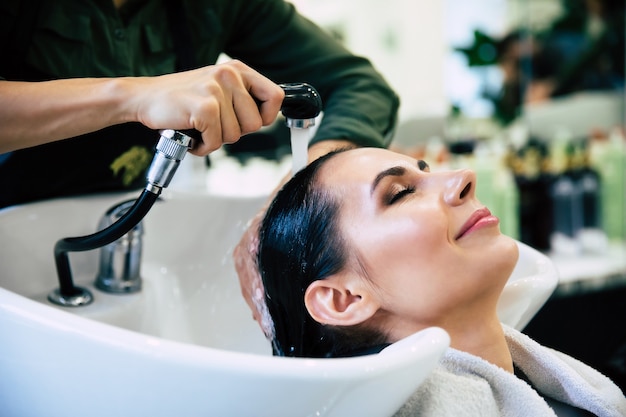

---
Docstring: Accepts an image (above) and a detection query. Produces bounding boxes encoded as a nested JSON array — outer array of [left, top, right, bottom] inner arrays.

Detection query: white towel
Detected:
[[394, 325, 626, 417]]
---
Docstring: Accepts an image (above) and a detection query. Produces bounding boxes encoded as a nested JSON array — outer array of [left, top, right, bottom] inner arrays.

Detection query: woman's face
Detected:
[[318, 148, 519, 338]]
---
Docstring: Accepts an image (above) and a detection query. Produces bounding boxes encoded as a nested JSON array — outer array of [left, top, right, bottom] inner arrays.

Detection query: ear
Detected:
[[304, 274, 379, 327]]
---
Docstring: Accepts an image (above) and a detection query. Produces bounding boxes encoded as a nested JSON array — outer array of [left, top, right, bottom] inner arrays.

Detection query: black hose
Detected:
[[50, 86, 322, 301], [54, 189, 159, 296]]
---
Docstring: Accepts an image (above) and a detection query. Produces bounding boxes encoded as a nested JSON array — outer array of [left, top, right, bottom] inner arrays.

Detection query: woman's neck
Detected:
[[446, 314, 513, 373]]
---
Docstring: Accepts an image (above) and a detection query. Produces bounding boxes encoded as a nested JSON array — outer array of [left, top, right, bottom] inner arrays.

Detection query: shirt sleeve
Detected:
[[214, 0, 400, 148], [0, 0, 20, 80]]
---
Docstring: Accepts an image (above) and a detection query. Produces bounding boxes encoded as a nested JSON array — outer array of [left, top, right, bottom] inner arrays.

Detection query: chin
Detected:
[[472, 233, 518, 275], [496, 234, 519, 277]]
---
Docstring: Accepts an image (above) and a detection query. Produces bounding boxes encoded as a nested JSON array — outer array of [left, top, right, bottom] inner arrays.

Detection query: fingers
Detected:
[[136, 60, 284, 156], [233, 212, 266, 329], [233, 239, 259, 319], [190, 60, 284, 156], [241, 65, 284, 126]]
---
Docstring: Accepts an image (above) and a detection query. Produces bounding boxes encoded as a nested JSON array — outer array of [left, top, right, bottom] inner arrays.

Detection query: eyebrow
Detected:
[[371, 166, 407, 195]]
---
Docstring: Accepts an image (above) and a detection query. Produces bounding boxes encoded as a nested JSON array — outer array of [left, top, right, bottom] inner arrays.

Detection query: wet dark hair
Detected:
[[257, 149, 386, 358]]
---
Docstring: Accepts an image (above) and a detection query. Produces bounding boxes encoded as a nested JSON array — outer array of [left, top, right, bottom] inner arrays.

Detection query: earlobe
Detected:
[[304, 277, 378, 327]]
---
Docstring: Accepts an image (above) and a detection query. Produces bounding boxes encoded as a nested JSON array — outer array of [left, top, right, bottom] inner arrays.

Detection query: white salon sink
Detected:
[[0, 190, 451, 417], [0, 177, 558, 416], [497, 240, 559, 330]]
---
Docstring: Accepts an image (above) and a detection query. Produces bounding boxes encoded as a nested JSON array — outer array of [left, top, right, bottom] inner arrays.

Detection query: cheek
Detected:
[[355, 214, 450, 280]]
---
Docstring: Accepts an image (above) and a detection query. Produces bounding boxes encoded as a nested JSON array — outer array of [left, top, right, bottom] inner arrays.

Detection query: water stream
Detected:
[[289, 127, 311, 175]]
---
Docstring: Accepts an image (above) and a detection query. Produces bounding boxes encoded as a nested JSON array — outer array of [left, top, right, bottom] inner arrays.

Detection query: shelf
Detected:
[[549, 242, 626, 297]]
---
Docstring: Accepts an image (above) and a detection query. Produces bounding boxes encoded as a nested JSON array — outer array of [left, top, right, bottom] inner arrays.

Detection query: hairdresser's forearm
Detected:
[[0, 61, 285, 155], [0, 78, 135, 153]]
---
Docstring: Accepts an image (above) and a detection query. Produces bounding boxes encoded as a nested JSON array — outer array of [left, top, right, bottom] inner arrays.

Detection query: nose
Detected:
[[442, 169, 476, 206]]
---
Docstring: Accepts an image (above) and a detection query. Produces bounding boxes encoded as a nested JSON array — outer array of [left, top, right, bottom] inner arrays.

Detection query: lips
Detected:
[[455, 207, 498, 240]]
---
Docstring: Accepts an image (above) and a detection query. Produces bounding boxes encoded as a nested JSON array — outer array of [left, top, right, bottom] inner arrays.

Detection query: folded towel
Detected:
[[394, 325, 626, 417], [506, 325, 626, 417]]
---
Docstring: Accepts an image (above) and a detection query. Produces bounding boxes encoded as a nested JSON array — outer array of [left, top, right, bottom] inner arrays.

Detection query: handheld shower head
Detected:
[[145, 83, 323, 191], [279, 83, 322, 129], [278, 83, 322, 174]]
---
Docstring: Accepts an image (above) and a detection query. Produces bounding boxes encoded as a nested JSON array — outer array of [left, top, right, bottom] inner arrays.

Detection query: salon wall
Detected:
[[291, 0, 624, 131], [291, 0, 447, 121], [290, 0, 562, 121]]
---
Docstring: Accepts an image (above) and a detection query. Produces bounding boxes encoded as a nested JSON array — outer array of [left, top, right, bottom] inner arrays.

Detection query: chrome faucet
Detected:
[[94, 199, 144, 293], [48, 130, 192, 307]]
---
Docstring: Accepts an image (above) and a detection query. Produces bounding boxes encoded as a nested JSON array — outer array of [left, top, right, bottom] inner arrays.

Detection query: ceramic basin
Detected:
[[0, 183, 558, 416], [0, 190, 451, 417]]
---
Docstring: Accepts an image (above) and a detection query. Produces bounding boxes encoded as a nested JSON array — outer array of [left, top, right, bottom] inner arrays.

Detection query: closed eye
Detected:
[[387, 160, 427, 204], [386, 185, 416, 205], [373, 159, 429, 205]]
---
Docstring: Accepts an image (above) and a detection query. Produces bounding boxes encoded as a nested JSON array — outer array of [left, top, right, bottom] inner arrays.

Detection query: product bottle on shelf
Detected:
[[550, 143, 583, 255], [513, 140, 553, 252], [571, 140, 608, 252], [473, 140, 519, 240], [591, 128, 626, 243]]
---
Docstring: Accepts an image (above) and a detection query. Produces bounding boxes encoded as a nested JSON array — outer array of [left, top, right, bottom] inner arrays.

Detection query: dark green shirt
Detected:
[[0, 0, 399, 207]]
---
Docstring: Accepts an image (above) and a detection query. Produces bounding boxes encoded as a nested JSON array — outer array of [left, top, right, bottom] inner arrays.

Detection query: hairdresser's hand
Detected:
[[131, 60, 285, 156], [233, 211, 273, 336]]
